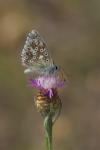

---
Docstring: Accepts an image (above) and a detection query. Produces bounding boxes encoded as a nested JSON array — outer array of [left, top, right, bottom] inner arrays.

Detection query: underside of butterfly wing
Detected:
[[21, 30, 53, 73]]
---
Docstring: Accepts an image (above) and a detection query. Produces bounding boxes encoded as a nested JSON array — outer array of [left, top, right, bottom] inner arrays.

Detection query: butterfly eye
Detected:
[[55, 66, 58, 70]]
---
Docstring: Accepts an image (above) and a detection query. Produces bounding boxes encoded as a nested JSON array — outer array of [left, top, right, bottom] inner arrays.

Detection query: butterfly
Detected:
[[21, 30, 65, 80]]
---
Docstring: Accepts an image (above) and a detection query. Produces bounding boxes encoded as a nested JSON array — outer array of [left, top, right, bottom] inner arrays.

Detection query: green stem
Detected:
[[44, 114, 53, 150]]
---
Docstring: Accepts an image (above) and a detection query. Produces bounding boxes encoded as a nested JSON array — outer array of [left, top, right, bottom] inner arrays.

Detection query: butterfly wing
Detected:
[[21, 30, 53, 74]]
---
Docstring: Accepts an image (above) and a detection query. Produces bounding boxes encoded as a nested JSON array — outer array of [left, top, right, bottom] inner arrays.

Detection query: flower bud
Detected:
[[34, 89, 62, 123]]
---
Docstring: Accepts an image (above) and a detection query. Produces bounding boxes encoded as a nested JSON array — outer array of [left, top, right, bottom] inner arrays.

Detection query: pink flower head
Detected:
[[29, 75, 66, 98]]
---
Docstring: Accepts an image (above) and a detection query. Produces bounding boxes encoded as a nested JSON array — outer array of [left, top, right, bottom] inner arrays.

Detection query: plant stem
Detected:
[[44, 114, 53, 150]]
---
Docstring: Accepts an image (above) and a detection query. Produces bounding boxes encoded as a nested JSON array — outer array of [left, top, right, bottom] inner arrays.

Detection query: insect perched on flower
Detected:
[[21, 30, 67, 97]]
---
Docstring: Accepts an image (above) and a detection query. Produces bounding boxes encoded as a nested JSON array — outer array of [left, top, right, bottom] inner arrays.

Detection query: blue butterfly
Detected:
[[21, 30, 61, 76]]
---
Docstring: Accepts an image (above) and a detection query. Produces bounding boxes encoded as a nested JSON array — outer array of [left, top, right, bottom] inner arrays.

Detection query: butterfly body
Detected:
[[21, 29, 66, 85], [24, 64, 60, 76], [21, 30, 59, 74]]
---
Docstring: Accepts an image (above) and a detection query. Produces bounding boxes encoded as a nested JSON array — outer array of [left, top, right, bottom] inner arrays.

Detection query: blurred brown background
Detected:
[[0, 0, 100, 150]]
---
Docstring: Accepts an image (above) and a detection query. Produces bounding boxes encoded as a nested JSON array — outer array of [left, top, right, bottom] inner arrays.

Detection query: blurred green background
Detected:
[[0, 0, 100, 150]]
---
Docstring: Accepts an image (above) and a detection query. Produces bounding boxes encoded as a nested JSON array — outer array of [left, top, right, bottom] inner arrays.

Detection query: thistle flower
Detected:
[[29, 74, 65, 150], [21, 29, 67, 150], [29, 74, 66, 98], [35, 89, 62, 122], [34, 87, 62, 150]]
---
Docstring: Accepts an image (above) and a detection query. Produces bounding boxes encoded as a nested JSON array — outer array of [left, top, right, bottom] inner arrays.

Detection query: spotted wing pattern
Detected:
[[21, 30, 53, 69]]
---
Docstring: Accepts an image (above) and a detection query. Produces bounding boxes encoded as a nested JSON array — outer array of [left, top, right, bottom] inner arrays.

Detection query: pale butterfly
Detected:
[[21, 30, 64, 78]]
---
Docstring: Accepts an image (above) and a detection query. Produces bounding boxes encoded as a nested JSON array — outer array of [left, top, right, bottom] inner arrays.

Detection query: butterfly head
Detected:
[[47, 64, 60, 75], [21, 29, 63, 77]]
